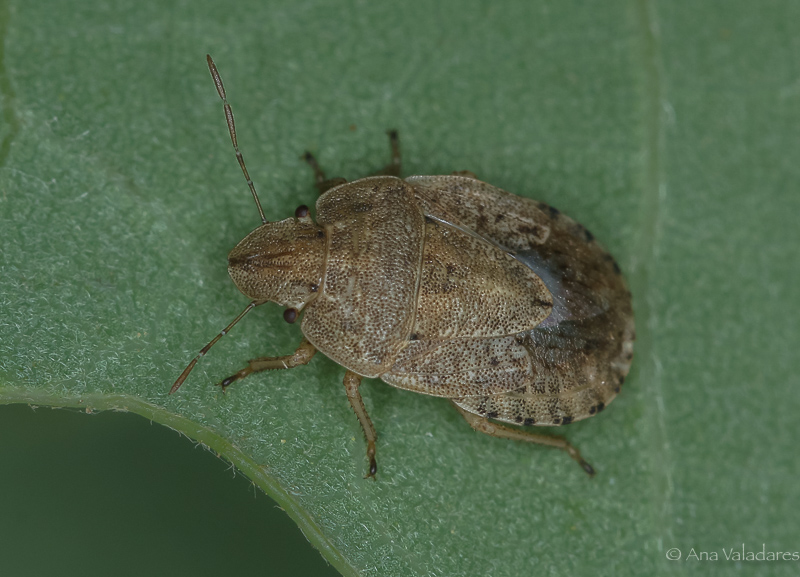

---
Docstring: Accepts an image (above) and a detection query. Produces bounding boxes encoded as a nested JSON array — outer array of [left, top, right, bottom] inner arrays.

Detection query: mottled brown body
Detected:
[[172, 55, 635, 478], [230, 175, 634, 429]]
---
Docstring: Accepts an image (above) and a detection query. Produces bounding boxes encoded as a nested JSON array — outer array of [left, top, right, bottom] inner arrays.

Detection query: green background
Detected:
[[1, 1, 798, 576]]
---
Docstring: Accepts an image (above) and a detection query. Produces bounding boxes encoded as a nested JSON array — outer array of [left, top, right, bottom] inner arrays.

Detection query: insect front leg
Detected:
[[343, 371, 378, 479], [302, 151, 347, 194], [451, 402, 596, 476], [218, 338, 317, 392], [371, 129, 402, 177], [450, 170, 478, 179]]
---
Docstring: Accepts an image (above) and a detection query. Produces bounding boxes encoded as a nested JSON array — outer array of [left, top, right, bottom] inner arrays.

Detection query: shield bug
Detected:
[[171, 55, 635, 478]]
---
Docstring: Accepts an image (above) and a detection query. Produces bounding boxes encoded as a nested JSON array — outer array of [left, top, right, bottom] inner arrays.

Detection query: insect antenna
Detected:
[[207, 54, 267, 224], [170, 301, 258, 394]]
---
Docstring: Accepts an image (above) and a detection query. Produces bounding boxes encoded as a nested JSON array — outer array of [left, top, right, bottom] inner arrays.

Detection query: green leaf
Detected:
[[2, 1, 798, 576]]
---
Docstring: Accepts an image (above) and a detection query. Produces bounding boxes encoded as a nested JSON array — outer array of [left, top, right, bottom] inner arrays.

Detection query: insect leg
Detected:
[[301, 151, 347, 194], [343, 371, 378, 479], [451, 402, 596, 476], [217, 338, 317, 392], [450, 170, 478, 179], [372, 129, 402, 177]]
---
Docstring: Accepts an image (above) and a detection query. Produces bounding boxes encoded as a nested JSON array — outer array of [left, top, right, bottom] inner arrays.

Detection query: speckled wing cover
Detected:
[[390, 175, 635, 427]]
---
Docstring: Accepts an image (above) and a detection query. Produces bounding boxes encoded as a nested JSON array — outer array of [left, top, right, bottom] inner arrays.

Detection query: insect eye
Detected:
[[283, 308, 298, 324], [295, 205, 310, 219]]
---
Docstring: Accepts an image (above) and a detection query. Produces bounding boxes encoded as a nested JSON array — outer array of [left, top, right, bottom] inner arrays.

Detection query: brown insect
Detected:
[[171, 55, 636, 478]]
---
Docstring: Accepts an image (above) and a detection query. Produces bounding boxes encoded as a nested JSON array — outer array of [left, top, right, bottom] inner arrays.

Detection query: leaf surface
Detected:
[[1, 1, 798, 576]]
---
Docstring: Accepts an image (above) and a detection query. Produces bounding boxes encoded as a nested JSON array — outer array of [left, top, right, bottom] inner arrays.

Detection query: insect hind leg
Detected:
[[451, 402, 595, 476], [218, 338, 316, 392]]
